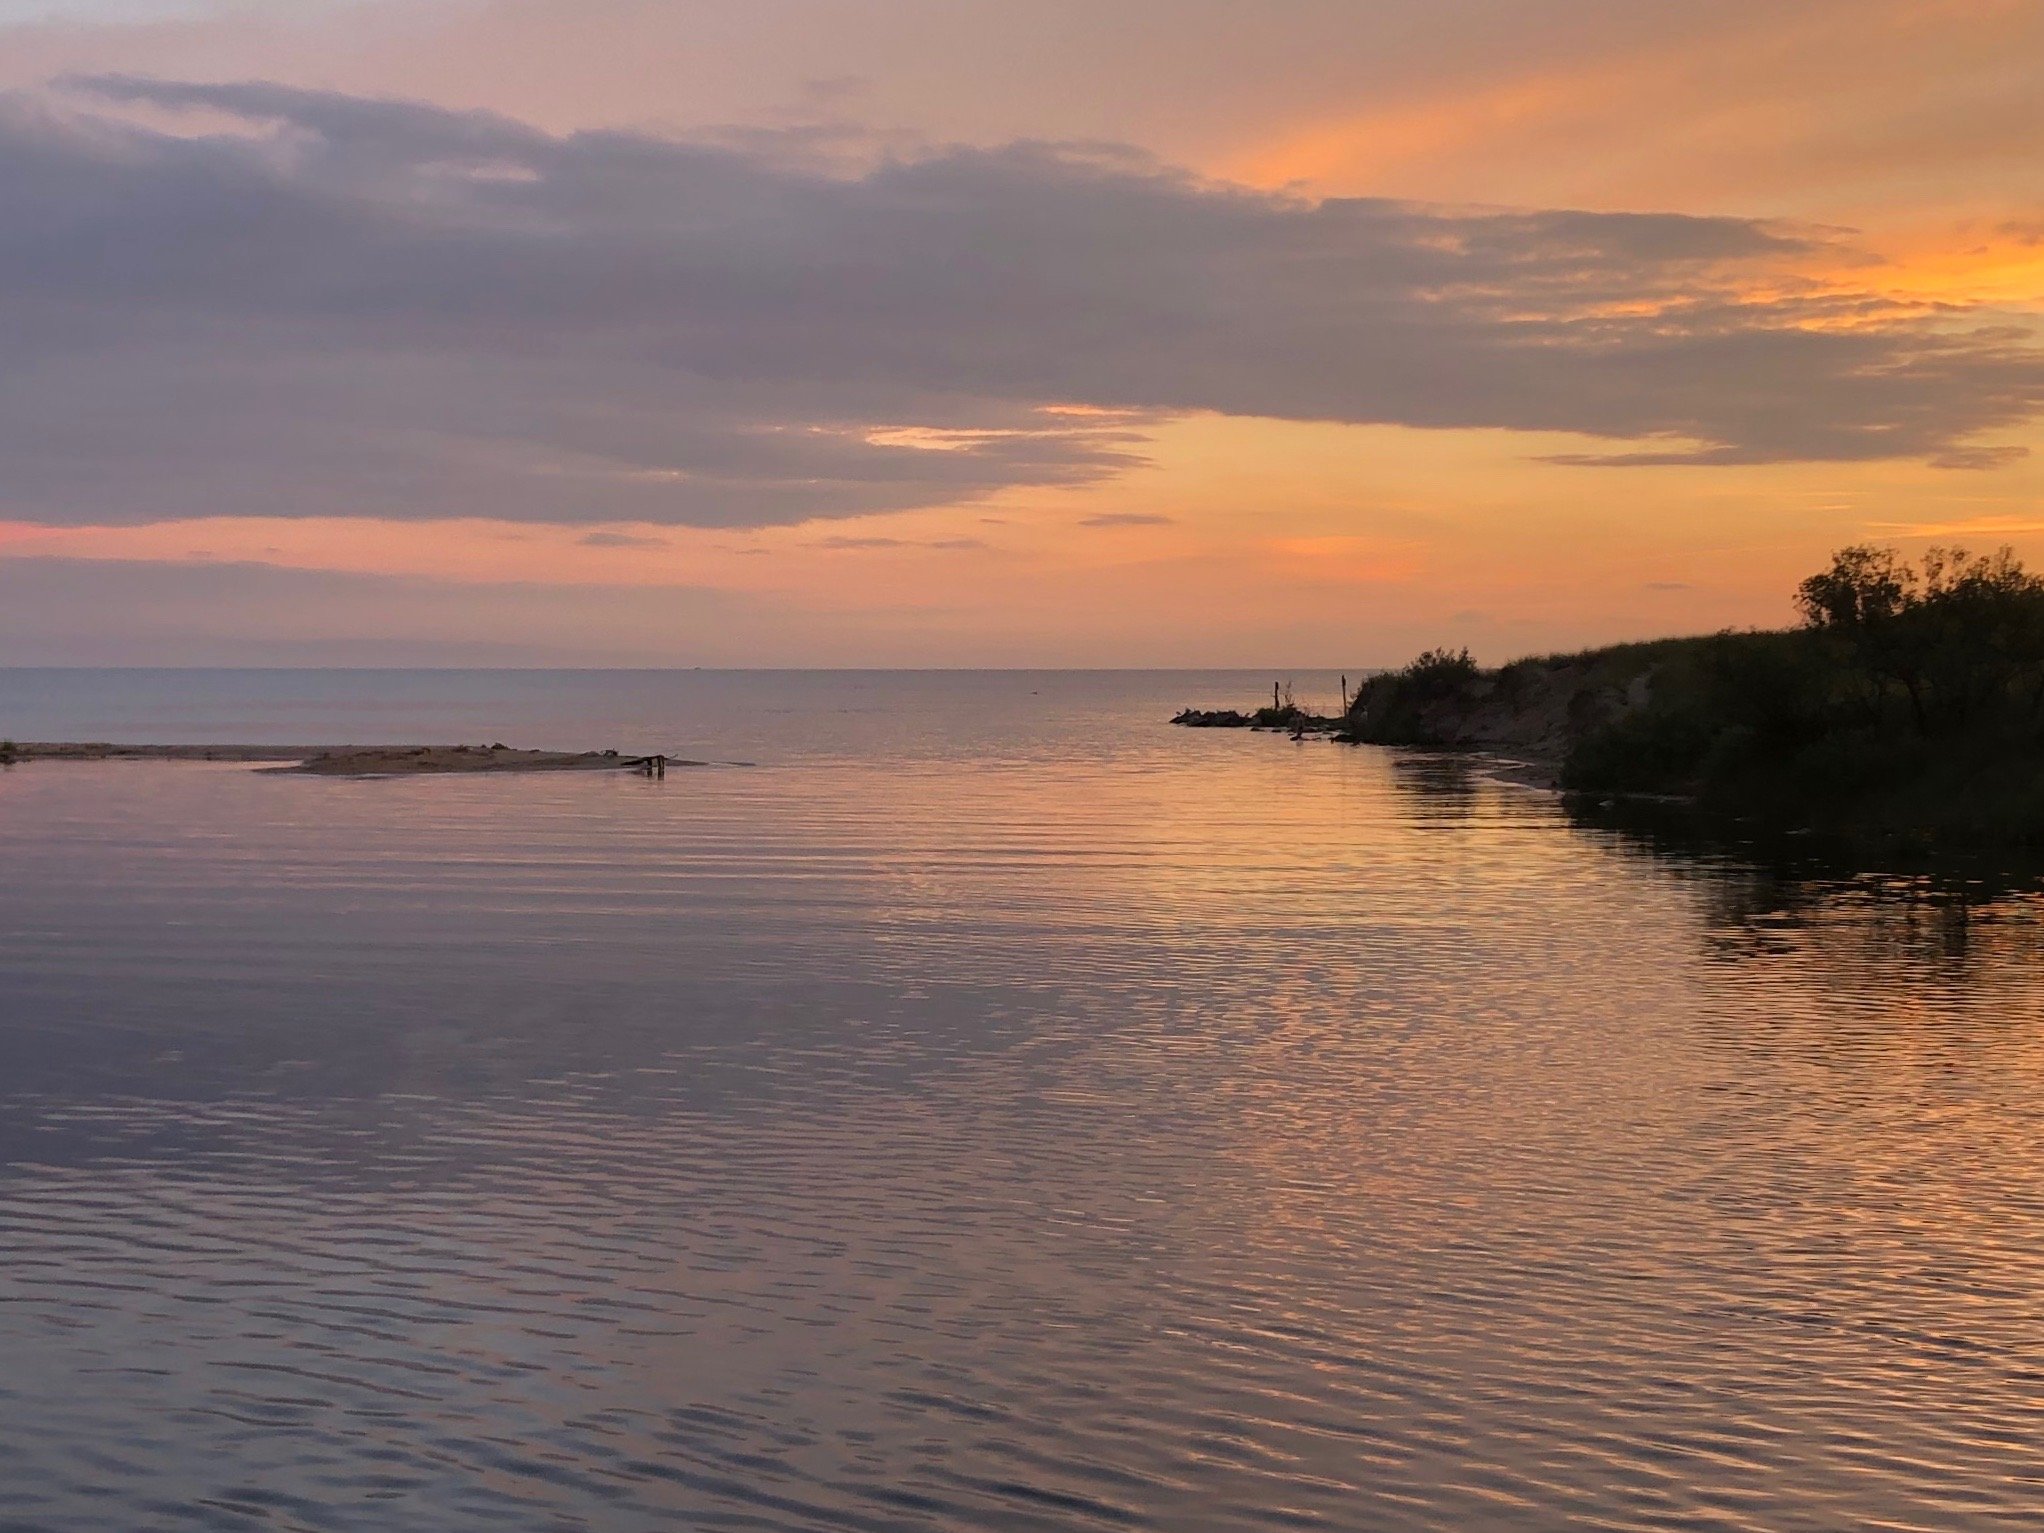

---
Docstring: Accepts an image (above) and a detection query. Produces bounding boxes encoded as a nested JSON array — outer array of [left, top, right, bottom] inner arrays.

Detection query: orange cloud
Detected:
[[1217, 0, 2044, 229], [1868, 514, 2044, 540], [1863, 228, 2044, 309]]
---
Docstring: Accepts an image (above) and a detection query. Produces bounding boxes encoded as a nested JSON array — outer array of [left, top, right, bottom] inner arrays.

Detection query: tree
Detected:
[[1795, 544, 1911, 632], [1796, 544, 1927, 730], [1796, 543, 2044, 736]]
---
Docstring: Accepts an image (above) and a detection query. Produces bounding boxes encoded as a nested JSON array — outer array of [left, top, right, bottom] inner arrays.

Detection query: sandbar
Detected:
[[2, 743, 694, 776]]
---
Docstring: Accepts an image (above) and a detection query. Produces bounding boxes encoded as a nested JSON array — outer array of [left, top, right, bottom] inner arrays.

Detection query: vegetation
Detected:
[[1351, 545, 2044, 845], [1240, 678, 1294, 728], [1345, 647, 1478, 743]]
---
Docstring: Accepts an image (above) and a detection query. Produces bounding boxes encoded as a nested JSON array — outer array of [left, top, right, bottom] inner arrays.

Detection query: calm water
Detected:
[[2, 670, 2041, 1532]]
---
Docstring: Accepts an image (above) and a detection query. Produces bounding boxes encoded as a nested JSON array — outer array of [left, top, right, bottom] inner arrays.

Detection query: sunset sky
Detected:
[[2, 0, 2042, 665]]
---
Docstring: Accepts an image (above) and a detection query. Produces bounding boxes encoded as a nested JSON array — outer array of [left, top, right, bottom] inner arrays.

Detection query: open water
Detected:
[[1, 669, 2039, 1531]]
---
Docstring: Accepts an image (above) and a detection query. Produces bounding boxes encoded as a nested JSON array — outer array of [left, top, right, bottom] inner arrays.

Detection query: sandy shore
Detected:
[[3, 743, 693, 776]]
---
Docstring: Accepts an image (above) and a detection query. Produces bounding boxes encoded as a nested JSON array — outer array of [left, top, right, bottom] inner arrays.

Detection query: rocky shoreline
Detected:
[[1169, 705, 1343, 734], [1170, 702, 1564, 787]]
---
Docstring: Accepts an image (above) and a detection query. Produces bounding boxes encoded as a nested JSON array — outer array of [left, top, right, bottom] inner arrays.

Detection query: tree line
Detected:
[[1795, 545, 2044, 737]]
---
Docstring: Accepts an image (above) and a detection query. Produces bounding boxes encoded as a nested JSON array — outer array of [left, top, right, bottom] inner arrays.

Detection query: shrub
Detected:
[[1400, 647, 1478, 698], [1562, 708, 1718, 794], [1344, 647, 1481, 744]]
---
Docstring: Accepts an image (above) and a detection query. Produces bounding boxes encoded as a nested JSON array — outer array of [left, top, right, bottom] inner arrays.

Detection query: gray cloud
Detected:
[[577, 529, 667, 548], [0, 76, 2038, 530], [1080, 513, 1175, 527]]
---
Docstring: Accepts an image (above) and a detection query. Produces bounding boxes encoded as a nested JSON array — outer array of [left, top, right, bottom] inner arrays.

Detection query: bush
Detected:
[[1346, 648, 1480, 744], [1562, 708, 1718, 794], [1399, 647, 1477, 698]]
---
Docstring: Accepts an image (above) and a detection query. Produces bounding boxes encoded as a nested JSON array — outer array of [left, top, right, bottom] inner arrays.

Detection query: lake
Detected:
[[2, 669, 2040, 1531]]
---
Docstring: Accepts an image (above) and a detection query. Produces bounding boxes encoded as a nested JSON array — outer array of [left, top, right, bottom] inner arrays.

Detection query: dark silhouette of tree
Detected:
[[1796, 544, 2044, 736]]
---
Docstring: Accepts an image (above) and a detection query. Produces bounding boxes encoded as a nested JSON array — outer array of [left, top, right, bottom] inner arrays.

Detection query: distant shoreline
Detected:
[[0, 743, 693, 776]]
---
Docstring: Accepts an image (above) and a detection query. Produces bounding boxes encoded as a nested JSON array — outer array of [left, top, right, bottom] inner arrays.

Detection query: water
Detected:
[[2, 670, 2041, 1532]]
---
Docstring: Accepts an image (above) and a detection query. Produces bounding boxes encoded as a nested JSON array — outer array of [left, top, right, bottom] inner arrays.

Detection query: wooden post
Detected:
[[1273, 682, 1281, 711]]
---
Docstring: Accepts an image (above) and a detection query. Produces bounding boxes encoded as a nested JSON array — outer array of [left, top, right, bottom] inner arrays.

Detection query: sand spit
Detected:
[[4, 743, 695, 776], [293, 746, 654, 776]]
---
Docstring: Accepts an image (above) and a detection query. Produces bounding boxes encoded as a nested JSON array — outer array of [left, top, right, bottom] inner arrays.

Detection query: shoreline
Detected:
[[1171, 704, 1569, 790], [0, 743, 695, 776]]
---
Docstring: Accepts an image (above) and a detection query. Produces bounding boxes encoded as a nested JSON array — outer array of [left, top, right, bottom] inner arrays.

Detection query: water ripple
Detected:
[[2, 674, 2042, 1529]]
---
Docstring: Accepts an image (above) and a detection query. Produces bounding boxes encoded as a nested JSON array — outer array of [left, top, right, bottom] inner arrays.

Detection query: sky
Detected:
[[1, 0, 2042, 665]]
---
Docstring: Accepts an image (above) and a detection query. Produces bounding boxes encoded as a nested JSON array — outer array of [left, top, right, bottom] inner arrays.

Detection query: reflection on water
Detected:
[[2, 673, 2043, 1531], [1383, 751, 1486, 819], [1566, 791, 2044, 1020]]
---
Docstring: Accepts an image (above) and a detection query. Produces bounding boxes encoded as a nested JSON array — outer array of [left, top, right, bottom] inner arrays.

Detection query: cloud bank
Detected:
[[0, 75, 2039, 529]]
